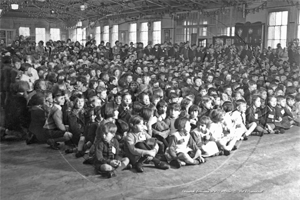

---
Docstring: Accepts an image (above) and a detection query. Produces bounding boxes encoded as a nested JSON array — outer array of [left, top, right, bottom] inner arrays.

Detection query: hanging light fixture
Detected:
[[11, 3, 19, 10]]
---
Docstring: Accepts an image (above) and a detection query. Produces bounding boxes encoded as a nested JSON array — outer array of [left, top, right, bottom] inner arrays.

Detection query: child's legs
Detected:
[[245, 122, 257, 136], [46, 130, 72, 142], [177, 152, 197, 165], [154, 135, 168, 151]]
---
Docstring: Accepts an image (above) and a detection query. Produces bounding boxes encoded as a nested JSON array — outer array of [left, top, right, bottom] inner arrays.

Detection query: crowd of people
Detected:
[[0, 36, 300, 178]]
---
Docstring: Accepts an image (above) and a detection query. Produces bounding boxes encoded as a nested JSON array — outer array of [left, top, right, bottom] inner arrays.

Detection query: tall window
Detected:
[[50, 28, 60, 41], [76, 27, 83, 44], [231, 27, 235, 36], [111, 25, 118, 44], [95, 26, 101, 45], [35, 28, 46, 44], [268, 11, 288, 48], [129, 23, 137, 45], [298, 10, 300, 39], [153, 21, 161, 45], [19, 27, 30, 37], [82, 28, 86, 45], [103, 25, 109, 44], [140, 22, 148, 46]]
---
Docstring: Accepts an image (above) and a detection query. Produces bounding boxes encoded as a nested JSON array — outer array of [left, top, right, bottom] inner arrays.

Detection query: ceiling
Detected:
[[0, 0, 272, 24]]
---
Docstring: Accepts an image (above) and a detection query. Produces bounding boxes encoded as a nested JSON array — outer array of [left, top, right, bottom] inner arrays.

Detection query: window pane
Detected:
[[95, 26, 101, 45], [275, 12, 282, 25], [129, 23, 137, 44], [103, 25, 109, 44], [111, 25, 118, 44], [50, 28, 60, 41], [76, 28, 82, 43], [281, 26, 287, 40], [274, 26, 281, 39], [140, 23, 148, 46], [153, 21, 161, 31], [82, 28, 86, 45], [19, 27, 30, 37], [298, 25, 300, 40], [268, 27, 275, 40], [35, 28, 45, 44], [231, 27, 235, 36], [281, 11, 288, 25], [280, 39, 286, 48], [153, 21, 161, 45], [269, 12, 276, 25]]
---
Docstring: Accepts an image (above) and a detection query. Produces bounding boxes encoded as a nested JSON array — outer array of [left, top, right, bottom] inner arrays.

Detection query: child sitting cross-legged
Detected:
[[166, 117, 205, 169], [124, 115, 169, 173], [209, 109, 238, 156], [93, 121, 131, 178], [190, 116, 220, 157]]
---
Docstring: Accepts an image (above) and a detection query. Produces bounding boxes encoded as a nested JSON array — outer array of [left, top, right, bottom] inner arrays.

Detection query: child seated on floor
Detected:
[[93, 121, 131, 178], [166, 117, 205, 169], [44, 89, 73, 150], [190, 116, 220, 157], [245, 96, 268, 137], [231, 99, 262, 140], [209, 109, 238, 156], [124, 115, 169, 173], [265, 95, 285, 134]]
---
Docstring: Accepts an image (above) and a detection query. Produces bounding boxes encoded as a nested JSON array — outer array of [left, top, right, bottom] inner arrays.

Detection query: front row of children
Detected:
[[40, 88, 299, 178]]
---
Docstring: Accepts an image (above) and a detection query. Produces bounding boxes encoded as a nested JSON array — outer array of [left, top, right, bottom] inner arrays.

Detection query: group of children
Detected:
[[1, 37, 300, 178]]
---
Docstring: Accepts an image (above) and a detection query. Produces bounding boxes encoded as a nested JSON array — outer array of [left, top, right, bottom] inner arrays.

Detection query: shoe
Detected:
[[75, 151, 85, 158], [83, 158, 93, 165], [232, 145, 238, 151], [106, 171, 116, 178], [243, 136, 248, 141], [274, 130, 280, 134], [170, 159, 181, 169], [224, 150, 230, 156], [122, 164, 133, 171], [155, 162, 169, 170], [135, 162, 144, 173], [215, 150, 224, 156], [65, 148, 76, 154], [26, 135, 37, 145], [47, 139, 59, 150], [195, 157, 206, 164], [259, 131, 264, 137]]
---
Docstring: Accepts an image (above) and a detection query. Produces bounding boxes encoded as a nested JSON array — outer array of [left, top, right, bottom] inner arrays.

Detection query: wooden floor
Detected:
[[1, 126, 300, 200]]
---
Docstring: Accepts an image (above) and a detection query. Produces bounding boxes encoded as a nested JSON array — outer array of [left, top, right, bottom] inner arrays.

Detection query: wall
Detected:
[[0, 16, 68, 43]]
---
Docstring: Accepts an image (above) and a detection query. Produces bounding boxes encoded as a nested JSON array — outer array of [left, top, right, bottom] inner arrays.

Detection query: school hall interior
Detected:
[[1, 0, 300, 200]]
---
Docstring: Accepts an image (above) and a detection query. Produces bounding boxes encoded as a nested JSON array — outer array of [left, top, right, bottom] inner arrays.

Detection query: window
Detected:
[[111, 25, 118, 45], [50, 28, 60, 41], [140, 22, 148, 46], [103, 25, 109, 44], [76, 27, 83, 44], [153, 21, 161, 45], [82, 28, 86, 45], [268, 11, 288, 48], [129, 23, 137, 45], [19, 27, 30, 37], [95, 26, 101, 45], [231, 27, 235, 37], [35, 28, 46, 44], [298, 10, 300, 39]]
